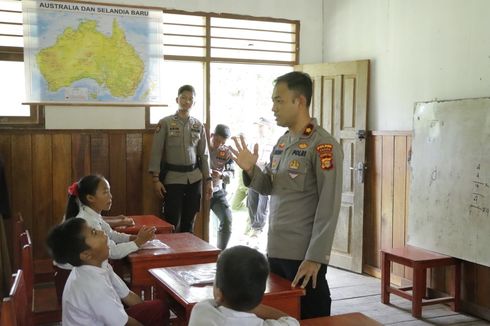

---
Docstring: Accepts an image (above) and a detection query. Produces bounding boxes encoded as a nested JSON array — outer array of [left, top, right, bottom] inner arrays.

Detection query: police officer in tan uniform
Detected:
[[209, 124, 234, 249], [149, 85, 212, 232], [230, 72, 343, 319]]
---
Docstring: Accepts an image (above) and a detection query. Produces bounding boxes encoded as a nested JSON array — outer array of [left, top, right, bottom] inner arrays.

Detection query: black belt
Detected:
[[164, 163, 198, 172]]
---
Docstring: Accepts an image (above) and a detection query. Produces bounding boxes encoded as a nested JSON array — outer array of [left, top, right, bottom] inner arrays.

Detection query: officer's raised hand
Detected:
[[229, 134, 259, 175]]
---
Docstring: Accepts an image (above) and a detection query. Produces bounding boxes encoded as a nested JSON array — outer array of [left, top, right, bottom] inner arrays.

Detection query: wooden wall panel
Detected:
[[32, 135, 52, 258], [126, 133, 143, 215], [380, 136, 394, 254], [52, 134, 72, 224], [71, 134, 91, 180], [0, 135, 11, 211], [364, 132, 490, 319], [142, 133, 160, 215], [0, 130, 161, 261], [90, 134, 109, 177], [393, 136, 407, 277], [108, 134, 127, 215], [10, 135, 32, 231]]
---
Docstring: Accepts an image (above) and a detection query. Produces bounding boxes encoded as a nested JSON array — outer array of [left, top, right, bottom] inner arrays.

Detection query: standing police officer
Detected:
[[149, 85, 213, 233], [209, 124, 234, 249], [230, 72, 343, 319]]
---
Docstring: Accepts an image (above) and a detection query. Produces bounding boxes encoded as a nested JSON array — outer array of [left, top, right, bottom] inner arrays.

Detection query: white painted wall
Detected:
[[323, 0, 490, 131], [46, 0, 324, 129]]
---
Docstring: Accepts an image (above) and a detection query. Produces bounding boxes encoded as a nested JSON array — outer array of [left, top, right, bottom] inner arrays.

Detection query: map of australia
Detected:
[[36, 19, 144, 98]]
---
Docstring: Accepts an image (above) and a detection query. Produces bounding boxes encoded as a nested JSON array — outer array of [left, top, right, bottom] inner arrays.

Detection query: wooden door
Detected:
[[296, 60, 369, 272]]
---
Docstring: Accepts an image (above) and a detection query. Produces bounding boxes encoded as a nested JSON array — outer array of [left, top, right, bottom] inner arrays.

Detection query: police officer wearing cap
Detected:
[[209, 124, 234, 249], [230, 72, 343, 319], [149, 85, 213, 233]]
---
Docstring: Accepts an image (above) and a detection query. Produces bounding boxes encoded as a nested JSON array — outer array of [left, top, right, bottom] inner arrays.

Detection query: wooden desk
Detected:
[[128, 233, 220, 295], [149, 263, 305, 325], [300, 312, 382, 325], [114, 215, 174, 234]]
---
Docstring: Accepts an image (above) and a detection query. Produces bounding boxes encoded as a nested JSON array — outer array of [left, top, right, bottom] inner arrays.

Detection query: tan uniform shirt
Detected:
[[244, 119, 343, 264], [149, 113, 210, 184]]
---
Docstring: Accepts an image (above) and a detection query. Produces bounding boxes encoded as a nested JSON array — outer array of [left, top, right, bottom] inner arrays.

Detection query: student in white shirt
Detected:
[[54, 174, 155, 303], [65, 174, 155, 258], [46, 217, 169, 326], [189, 246, 299, 326]]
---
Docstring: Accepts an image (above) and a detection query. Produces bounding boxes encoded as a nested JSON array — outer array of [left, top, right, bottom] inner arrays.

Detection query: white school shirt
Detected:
[[62, 264, 129, 326], [188, 299, 299, 326], [77, 206, 139, 259]]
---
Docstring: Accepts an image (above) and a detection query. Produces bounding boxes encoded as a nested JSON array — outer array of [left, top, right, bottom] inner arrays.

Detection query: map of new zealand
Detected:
[[23, 1, 163, 104]]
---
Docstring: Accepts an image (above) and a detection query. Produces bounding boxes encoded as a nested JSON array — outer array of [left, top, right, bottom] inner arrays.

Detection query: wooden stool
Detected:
[[381, 245, 461, 318]]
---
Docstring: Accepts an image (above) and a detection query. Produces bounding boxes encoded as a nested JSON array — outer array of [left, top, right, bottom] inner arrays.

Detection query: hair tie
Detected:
[[68, 182, 79, 197]]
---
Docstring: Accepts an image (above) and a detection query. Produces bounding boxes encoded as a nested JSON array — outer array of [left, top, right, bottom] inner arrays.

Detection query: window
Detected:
[[149, 60, 205, 124], [150, 10, 299, 124], [0, 0, 39, 124]]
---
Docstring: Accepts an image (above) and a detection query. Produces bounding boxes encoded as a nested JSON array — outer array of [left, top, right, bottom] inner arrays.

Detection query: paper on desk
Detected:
[[139, 239, 169, 250], [173, 266, 216, 286]]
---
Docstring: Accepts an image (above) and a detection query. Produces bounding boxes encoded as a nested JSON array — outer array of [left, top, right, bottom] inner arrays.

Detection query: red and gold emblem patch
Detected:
[[218, 150, 227, 158], [316, 143, 334, 170]]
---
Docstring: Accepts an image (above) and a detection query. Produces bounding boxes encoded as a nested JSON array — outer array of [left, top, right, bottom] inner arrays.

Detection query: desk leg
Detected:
[[412, 263, 425, 318], [381, 252, 390, 304], [452, 261, 461, 312]]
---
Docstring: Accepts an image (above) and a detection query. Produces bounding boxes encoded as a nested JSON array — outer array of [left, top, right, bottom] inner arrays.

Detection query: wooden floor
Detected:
[[328, 267, 489, 325]]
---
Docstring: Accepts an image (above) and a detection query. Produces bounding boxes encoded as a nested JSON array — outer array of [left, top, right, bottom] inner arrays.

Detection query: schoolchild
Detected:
[[47, 218, 169, 326], [54, 174, 155, 301], [189, 246, 299, 326]]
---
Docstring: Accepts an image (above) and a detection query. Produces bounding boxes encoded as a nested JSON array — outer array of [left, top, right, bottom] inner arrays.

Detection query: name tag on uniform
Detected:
[[169, 130, 180, 136], [271, 155, 281, 172]]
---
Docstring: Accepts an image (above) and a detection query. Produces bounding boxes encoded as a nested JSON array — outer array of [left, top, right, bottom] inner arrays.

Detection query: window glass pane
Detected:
[[164, 35, 205, 47], [209, 63, 291, 138], [163, 46, 205, 57], [211, 27, 294, 42], [211, 17, 295, 33], [163, 13, 205, 25], [0, 61, 29, 116], [164, 24, 205, 36], [0, 22, 22, 35], [211, 48, 295, 62], [0, 0, 21, 11], [150, 60, 204, 124], [211, 38, 294, 52], [0, 34, 22, 46]]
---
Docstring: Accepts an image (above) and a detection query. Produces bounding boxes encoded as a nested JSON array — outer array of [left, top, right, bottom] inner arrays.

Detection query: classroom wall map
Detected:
[[23, 1, 163, 104]]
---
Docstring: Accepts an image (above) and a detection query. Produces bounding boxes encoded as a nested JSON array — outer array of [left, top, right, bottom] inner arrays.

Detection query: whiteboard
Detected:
[[408, 98, 490, 267]]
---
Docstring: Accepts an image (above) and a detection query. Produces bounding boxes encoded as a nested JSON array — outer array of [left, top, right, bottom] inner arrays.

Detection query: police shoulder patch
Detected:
[[316, 143, 334, 170]]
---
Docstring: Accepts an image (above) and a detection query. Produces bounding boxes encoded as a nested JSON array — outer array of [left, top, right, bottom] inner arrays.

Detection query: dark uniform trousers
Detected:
[[268, 257, 331, 319], [246, 187, 269, 231], [210, 189, 232, 249], [164, 181, 202, 233]]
